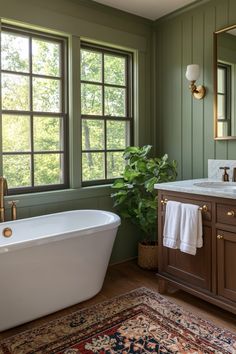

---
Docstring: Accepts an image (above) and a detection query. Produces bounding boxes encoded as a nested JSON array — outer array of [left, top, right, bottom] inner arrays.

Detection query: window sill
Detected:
[[5, 184, 112, 208]]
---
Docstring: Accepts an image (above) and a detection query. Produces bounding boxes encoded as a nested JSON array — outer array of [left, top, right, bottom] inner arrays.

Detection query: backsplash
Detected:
[[208, 159, 236, 181]]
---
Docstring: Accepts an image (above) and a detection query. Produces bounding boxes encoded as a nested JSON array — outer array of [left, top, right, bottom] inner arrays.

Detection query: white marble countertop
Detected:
[[154, 178, 236, 199]]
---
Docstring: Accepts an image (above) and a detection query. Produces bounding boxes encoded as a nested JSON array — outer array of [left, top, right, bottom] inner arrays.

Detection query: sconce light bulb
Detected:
[[186, 64, 200, 81]]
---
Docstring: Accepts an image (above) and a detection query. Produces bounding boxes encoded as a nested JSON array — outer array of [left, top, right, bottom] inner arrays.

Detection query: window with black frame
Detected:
[[80, 43, 133, 185], [217, 62, 231, 137], [0, 25, 68, 194]]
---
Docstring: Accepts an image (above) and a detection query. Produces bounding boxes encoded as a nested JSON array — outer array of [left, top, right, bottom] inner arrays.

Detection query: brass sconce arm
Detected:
[[189, 80, 206, 100]]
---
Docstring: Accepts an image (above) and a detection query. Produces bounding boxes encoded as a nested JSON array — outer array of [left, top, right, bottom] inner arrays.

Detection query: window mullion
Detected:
[[102, 52, 107, 180], [29, 35, 35, 188]]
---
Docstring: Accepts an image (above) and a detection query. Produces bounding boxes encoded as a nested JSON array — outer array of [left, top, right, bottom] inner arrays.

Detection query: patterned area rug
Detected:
[[0, 287, 236, 354]]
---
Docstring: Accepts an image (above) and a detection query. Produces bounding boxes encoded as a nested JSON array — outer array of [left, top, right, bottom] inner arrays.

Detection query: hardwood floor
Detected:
[[1, 259, 236, 341]]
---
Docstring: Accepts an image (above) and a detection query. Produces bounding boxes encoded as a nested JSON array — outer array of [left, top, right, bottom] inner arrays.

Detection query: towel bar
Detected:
[[160, 198, 208, 212]]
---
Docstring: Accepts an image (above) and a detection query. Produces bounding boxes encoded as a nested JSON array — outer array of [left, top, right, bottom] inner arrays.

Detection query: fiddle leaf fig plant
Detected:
[[111, 145, 177, 242]]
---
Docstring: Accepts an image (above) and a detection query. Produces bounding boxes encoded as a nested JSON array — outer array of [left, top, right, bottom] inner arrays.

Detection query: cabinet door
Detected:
[[162, 225, 212, 290], [217, 229, 236, 302]]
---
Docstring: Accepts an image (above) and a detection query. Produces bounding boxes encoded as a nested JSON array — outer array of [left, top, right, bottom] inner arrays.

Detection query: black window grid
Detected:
[[81, 42, 133, 186], [0, 24, 69, 194]]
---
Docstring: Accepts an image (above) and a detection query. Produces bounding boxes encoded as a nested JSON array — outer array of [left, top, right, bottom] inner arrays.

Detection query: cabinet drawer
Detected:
[[161, 195, 211, 221], [216, 204, 236, 226]]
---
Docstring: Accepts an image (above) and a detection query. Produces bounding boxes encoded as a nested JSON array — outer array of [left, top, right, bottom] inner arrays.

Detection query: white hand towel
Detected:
[[163, 201, 181, 249], [180, 203, 203, 255]]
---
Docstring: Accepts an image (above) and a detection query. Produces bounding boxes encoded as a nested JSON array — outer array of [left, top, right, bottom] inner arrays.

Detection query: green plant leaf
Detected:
[[136, 159, 147, 172], [110, 145, 178, 240], [123, 166, 140, 181], [139, 145, 152, 157], [111, 178, 125, 189], [145, 176, 158, 192], [123, 146, 139, 160]]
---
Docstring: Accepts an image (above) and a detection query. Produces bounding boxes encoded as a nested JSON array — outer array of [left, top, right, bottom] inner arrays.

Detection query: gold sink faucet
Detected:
[[0, 177, 8, 222], [219, 166, 230, 182]]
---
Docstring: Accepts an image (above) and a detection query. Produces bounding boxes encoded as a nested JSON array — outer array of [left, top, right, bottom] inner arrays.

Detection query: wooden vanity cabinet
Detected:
[[161, 225, 212, 290], [217, 229, 236, 303], [157, 190, 236, 314]]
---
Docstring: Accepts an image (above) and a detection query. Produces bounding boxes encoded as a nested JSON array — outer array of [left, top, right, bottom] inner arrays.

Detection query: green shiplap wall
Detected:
[[155, 0, 236, 179], [0, 0, 153, 264], [3, 0, 235, 265]]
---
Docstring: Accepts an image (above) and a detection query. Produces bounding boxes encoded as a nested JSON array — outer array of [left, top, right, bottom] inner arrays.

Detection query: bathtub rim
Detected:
[[0, 209, 121, 254]]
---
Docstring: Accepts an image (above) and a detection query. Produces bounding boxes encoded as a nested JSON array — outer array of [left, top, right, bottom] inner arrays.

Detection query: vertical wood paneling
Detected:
[[156, 28, 163, 154], [227, 139, 236, 160], [229, 0, 236, 24], [160, 20, 182, 177], [215, 0, 229, 31], [138, 52, 149, 146], [158, 25, 168, 157], [145, 39, 153, 149], [137, 47, 153, 149], [182, 15, 193, 179], [203, 6, 216, 175], [156, 0, 236, 178], [141, 43, 152, 147], [192, 12, 204, 178], [151, 31, 157, 154]]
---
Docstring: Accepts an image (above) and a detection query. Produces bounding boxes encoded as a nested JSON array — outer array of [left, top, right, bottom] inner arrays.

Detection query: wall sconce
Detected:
[[185, 64, 206, 100]]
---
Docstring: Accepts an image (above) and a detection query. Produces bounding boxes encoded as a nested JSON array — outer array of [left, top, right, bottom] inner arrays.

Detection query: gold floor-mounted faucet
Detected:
[[0, 176, 8, 222]]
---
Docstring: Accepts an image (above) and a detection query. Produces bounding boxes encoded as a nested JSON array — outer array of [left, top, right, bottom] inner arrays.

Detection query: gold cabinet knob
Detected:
[[199, 204, 208, 212], [2, 227, 12, 238], [161, 198, 168, 205], [217, 234, 224, 240], [227, 210, 235, 216]]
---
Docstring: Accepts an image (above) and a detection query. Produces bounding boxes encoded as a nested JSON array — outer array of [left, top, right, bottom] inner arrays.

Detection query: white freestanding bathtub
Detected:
[[0, 209, 120, 331]]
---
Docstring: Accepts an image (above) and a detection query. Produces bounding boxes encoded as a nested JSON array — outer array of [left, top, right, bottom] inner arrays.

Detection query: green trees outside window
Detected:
[[0, 25, 68, 193], [0, 26, 133, 193], [81, 44, 133, 184]]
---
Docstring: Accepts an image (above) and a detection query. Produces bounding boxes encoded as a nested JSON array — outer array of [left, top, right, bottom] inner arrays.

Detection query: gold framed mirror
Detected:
[[214, 25, 236, 140]]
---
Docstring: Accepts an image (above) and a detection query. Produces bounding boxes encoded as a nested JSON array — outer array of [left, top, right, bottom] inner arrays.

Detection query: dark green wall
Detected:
[[0, 0, 153, 264], [218, 33, 236, 63], [155, 0, 236, 179]]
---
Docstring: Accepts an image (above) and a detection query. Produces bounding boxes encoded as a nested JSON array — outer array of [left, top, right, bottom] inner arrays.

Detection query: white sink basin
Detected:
[[194, 181, 236, 191]]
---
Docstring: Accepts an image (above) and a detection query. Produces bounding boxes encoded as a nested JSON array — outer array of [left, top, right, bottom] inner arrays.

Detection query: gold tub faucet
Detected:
[[8, 200, 19, 221], [0, 177, 8, 222]]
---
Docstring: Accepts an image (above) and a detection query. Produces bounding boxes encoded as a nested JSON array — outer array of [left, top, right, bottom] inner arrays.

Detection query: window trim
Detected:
[[80, 41, 133, 186], [0, 24, 69, 194], [217, 62, 231, 136]]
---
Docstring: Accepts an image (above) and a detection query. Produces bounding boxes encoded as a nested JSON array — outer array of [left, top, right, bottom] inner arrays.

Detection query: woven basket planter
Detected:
[[138, 242, 158, 270]]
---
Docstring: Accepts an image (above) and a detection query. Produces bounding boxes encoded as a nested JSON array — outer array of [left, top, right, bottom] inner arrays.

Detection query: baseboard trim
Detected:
[[109, 256, 137, 266]]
